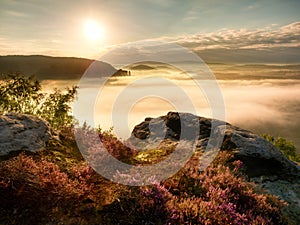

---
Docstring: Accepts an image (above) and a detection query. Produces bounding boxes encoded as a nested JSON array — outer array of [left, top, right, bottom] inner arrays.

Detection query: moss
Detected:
[[134, 149, 167, 164]]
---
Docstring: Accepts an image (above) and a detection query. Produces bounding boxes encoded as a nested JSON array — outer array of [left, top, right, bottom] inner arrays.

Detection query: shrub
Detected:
[[0, 73, 42, 114], [0, 154, 82, 224], [75, 125, 137, 170], [262, 134, 300, 163], [0, 153, 114, 224], [161, 153, 288, 225], [0, 73, 77, 129], [138, 183, 178, 224], [104, 152, 288, 225]]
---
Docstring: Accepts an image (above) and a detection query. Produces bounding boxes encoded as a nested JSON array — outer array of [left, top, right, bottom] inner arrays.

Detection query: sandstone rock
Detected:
[[0, 113, 52, 156], [131, 112, 221, 142], [222, 125, 300, 180], [130, 112, 300, 180]]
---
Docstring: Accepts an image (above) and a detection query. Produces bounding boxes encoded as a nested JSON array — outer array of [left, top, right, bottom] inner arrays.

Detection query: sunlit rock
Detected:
[[0, 113, 52, 156], [130, 111, 300, 180]]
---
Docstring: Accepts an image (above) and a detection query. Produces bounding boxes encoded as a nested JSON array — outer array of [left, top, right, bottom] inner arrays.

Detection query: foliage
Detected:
[[0, 127, 292, 224], [39, 87, 77, 129], [0, 73, 77, 129], [262, 134, 300, 163], [0, 154, 90, 224], [0, 152, 119, 225], [96, 154, 288, 225], [127, 152, 288, 225], [74, 125, 137, 170], [0, 73, 42, 114]]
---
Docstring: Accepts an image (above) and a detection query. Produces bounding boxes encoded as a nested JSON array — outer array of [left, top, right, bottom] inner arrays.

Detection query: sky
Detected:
[[0, 0, 300, 62]]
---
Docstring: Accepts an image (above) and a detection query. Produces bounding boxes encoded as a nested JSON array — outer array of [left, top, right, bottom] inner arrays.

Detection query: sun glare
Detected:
[[84, 19, 104, 42]]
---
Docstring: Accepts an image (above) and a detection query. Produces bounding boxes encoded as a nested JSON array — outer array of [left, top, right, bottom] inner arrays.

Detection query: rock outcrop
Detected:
[[0, 113, 52, 156], [113, 69, 131, 76], [131, 112, 299, 180]]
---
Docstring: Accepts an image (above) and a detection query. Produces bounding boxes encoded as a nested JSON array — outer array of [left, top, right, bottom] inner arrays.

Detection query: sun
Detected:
[[84, 19, 104, 42]]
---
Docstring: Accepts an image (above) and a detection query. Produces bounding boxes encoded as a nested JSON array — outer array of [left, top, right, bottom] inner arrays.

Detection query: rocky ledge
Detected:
[[131, 111, 299, 180]]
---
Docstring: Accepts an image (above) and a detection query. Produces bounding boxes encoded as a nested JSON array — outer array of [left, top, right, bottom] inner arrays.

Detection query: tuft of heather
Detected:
[[0, 153, 102, 224], [166, 160, 288, 224], [102, 152, 289, 225]]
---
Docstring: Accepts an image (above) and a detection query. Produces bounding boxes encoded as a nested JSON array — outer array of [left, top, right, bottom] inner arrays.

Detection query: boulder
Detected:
[[130, 112, 300, 180], [0, 113, 52, 156], [132, 112, 214, 141]]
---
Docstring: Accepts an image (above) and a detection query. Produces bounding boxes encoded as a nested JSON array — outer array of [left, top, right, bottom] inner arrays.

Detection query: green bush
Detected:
[[262, 134, 300, 163], [0, 73, 77, 129]]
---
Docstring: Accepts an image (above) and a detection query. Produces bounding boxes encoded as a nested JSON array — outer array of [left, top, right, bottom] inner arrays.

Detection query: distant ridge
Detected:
[[0, 55, 117, 80], [130, 64, 156, 70]]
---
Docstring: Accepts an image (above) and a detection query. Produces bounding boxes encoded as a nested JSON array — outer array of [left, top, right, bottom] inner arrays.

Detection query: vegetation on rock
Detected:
[[262, 134, 300, 163], [0, 146, 290, 224]]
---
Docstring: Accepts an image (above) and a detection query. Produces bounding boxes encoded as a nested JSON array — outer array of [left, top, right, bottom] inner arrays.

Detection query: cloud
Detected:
[[3, 10, 28, 17], [159, 22, 300, 63], [175, 22, 300, 50], [0, 36, 65, 56], [182, 9, 199, 21], [182, 16, 198, 21], [219, 79, 300, 151], [243, 4, 260, 11]]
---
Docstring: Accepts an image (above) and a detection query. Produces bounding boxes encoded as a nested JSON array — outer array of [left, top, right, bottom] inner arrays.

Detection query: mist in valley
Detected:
[[42, 63, 300, 152]]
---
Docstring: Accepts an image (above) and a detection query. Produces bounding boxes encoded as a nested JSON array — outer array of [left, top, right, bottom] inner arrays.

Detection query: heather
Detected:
[[0, 133, 290, 224]]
